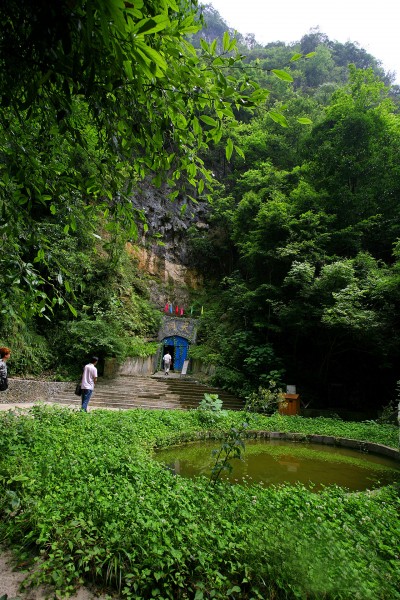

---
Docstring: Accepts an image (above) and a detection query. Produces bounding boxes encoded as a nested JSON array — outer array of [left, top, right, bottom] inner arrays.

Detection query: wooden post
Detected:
[[278, 393, 300, 415]]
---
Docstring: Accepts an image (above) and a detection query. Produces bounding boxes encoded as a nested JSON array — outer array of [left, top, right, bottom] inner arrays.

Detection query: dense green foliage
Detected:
[[189, 54, 400, 410], [2, 6, 400, 600], [0, 0, 286, 378], [1, 0, 281, 323], [2, 1, 400, 411], [0, 406, 399, 599], [0, 241, 162, 378]]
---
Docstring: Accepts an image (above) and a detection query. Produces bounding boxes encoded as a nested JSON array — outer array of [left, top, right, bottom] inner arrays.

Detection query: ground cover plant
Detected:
[[0, 406, 399, 599]]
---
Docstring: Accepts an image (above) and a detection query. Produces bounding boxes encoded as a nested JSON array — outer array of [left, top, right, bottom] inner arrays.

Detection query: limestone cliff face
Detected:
[[129, 183, 208, 306]]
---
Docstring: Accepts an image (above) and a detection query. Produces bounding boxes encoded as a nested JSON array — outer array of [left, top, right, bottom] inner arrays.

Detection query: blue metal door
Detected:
[[162, 336, 189, 371]]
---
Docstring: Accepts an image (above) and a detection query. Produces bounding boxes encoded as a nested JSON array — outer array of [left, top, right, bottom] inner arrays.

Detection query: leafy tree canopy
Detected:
[[1, 0, 272, 192], [0, 0, 278, 322]]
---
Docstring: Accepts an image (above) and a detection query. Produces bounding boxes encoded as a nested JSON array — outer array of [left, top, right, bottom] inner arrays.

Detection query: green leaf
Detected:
[[271, 69, 293, 82], [134, 41, 168, 72], [105, 0, 126, 32], [166, 0, 179, 10], [168, 190, 179, 201], [8, 474, 30, 482], [67, 302, 78, 317], [123, 60, 133, 80], [99, 10, 111, 46], [153, 173, 162, 187], [297, 117, 312, 125], [250, 88, 270, 102], [131, 15, 170, 36], [222, 31, 230, 52], [192, 116, 202, 135], [290, 53, 303, 62], [200, 115, 218, 127], [268, 110, 288, 127], [234, 145, 245, 159], [228, 38, 237, 52], [227, 585, 241, 594], [212, 56, 224, 67], [226, 138, 234, 161]]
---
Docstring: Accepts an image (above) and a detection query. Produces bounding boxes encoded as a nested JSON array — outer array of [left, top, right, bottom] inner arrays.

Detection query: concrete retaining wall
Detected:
[[104, 355, 216, 379], [190, 358, 216, 377], [116, 356, 156, 377]]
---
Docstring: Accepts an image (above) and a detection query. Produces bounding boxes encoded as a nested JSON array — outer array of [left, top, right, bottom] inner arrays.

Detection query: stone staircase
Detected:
[[51, 374, 244, 411]]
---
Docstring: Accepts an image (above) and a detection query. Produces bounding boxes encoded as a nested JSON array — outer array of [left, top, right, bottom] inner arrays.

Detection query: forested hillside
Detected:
[[1, 1, 400, 414]]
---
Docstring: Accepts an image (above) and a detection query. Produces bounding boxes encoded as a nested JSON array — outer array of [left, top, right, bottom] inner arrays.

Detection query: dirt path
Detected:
[[0, 403, 51, 412], [0, 548, 108, 599]]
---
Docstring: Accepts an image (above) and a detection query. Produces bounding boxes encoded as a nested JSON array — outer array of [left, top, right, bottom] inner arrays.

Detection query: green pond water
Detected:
[[153, 439, 400, 492]]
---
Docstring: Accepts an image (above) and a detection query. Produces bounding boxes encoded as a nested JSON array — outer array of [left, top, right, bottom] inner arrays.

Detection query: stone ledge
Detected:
[[244, 430, 400, 462]]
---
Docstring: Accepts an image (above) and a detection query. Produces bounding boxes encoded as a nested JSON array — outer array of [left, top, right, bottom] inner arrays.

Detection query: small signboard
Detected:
[[180, 359, 189, 377]]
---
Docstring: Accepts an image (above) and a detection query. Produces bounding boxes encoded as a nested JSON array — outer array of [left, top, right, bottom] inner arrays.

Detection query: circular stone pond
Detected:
[[153, 436, 400, 492]]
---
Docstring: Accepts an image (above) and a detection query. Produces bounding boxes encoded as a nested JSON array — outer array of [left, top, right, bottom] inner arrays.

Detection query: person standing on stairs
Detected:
[[163, 351, 172, 375], [80, 356, 98, 412]]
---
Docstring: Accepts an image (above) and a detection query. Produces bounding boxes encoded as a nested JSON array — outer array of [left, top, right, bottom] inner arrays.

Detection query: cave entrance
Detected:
[[161, 336, 190, 372]]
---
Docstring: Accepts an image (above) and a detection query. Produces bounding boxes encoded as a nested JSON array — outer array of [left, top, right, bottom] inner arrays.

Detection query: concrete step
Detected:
[[51, 375, 244, 411], [55, 398, 184, 411]]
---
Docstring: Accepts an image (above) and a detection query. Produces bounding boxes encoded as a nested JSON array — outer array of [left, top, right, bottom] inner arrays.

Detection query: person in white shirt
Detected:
[[163, 352, 172, 375], [80, 356, 98, 412]]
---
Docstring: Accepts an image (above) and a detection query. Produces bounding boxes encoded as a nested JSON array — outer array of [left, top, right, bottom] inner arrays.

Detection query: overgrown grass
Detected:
[[0, 406, 399, 599]]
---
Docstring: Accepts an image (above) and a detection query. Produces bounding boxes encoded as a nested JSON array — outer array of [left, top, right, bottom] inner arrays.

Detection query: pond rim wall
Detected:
[[164, 429, 400, 463], [243, 430, 400, 462]]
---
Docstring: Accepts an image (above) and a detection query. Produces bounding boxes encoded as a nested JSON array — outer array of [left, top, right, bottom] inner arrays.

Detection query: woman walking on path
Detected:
[[0, 347, 11, 391]]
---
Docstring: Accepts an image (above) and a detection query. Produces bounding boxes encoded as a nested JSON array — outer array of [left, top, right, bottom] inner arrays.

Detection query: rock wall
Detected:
[[128, 182, 207, 306], [127, 245, 203, 308], [131, 183, 209, 265]]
